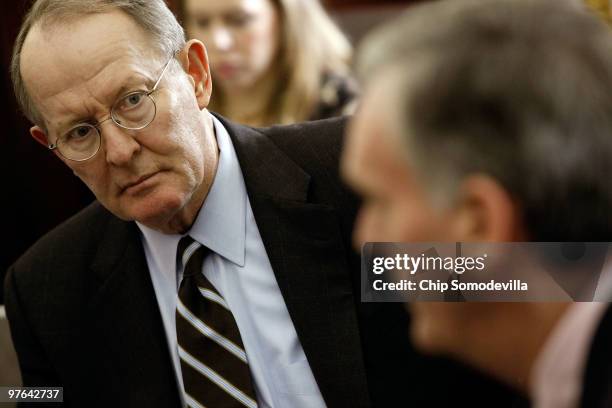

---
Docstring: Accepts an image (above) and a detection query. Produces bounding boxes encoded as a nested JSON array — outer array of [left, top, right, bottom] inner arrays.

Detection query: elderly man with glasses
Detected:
[[4, 1, 522, 407]]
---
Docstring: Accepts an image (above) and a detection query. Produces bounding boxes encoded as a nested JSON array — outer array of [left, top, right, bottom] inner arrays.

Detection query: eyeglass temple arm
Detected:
[[152, 54, 177, 91]]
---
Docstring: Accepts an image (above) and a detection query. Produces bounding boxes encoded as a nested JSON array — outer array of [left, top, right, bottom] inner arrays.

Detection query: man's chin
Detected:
[[410, 319, 437, 353], [114, 195, 187, 230], [409, 310, 452, 355]]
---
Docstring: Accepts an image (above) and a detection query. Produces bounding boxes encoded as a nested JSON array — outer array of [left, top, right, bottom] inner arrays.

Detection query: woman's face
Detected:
[[186, 0, 281, 91]]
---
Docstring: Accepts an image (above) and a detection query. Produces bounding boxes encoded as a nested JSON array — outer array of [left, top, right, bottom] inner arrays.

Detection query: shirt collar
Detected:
[[189, 115, 246, 266], [137, 114, 247, 268]]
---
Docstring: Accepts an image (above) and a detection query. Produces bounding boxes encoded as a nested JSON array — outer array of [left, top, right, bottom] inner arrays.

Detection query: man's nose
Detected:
[[211, 25, 234, 51], [101, 122, 140, 166]]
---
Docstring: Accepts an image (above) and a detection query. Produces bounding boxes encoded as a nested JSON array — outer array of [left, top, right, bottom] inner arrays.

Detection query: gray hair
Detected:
[[357, 0, 612, 241], [11, 0, 186, 127]]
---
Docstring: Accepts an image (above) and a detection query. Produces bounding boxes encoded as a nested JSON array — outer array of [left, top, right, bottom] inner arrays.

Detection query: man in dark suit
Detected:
[[342, 1, 612, 407], [5, 0, 520, 407]]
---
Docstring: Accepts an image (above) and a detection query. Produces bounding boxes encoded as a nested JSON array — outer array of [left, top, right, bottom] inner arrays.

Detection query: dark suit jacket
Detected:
[[580, 304, 612, 408], [5, 115, 520, 407]]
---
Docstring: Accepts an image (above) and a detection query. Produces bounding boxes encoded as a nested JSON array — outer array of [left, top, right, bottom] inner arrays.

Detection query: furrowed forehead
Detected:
[[51, 72, 157, 132], [20, 11, 163, 131]]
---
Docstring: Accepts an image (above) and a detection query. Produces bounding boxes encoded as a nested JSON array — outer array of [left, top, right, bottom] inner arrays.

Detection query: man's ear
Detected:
[[31, 126, 69, 163], [451, 174, 525, 242], [179, 39, 212, 110], [30, 126, 49, 147]]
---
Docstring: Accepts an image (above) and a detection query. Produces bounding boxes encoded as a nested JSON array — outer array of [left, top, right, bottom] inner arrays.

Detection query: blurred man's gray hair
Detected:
[[11, 0, 186, 128], [356, 0, 612, 241]]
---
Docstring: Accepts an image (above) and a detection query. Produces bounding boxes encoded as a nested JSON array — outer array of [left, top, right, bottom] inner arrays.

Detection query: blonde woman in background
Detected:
[[183, 0, 357, 126]]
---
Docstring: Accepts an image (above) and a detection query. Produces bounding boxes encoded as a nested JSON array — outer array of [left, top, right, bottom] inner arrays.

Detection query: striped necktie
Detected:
[[176, 236, 258, 408]]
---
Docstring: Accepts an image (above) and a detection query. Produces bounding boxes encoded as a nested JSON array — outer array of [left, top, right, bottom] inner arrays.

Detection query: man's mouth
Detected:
[[120, 172, 160, 194]]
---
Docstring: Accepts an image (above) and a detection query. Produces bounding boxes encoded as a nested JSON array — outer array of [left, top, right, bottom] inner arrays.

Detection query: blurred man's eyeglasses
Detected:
[[48, 54, 176, 162]]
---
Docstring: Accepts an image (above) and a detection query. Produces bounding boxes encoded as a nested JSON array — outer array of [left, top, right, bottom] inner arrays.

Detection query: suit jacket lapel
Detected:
[[88, 214, 181, 406], [218, 115, 371, 407]]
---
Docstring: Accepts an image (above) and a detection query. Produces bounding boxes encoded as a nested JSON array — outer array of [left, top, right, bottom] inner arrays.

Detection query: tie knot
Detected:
[[178, 235, 196, 257], [177, 235, 209, 275]]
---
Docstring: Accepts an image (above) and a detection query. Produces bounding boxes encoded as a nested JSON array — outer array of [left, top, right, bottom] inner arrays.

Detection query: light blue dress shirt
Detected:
[[137, 115, 326, 408]]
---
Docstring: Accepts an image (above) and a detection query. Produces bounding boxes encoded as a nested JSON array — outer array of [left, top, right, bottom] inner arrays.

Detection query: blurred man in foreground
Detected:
[[343, 0, 612, 407]]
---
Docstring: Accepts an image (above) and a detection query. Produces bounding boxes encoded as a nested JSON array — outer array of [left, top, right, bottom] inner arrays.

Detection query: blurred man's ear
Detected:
[[452, 174, 525, 242], [180, 39, 212, 110], [30, 126, 48, 147]]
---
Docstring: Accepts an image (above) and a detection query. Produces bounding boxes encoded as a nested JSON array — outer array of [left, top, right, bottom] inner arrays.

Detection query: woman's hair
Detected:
[[207, 0, 352, 125], [585, 0, 611, 22]]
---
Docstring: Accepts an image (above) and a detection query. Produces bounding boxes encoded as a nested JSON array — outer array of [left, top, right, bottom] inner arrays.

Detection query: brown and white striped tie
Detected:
[[176, 236, 258, 408]]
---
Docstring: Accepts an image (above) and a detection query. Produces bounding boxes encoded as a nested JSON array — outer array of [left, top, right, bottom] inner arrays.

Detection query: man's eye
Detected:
[[114, 92, 148, 115], [67, 125, 94, 140], [125, 93, 143, 107]]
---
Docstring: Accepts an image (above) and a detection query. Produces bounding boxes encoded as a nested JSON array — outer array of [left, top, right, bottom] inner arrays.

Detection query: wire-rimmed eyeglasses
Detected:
[[48, 54, 176, 161]]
